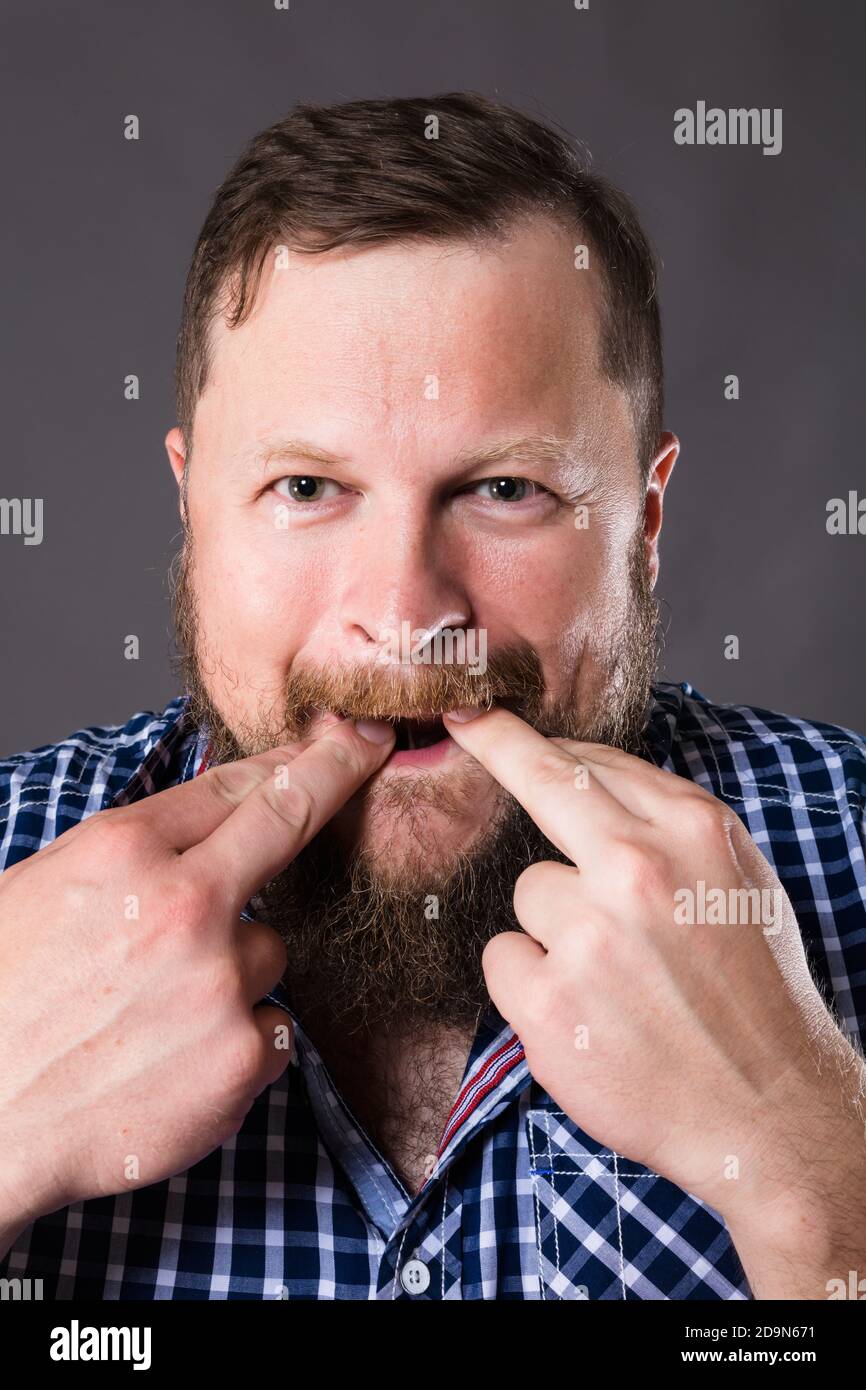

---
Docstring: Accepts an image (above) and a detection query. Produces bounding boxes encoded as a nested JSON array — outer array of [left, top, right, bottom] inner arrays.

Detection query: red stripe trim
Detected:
[[437, 1034, 524, 1155], [449, 1034, 517, 1113], [196, 740, 213, 776]]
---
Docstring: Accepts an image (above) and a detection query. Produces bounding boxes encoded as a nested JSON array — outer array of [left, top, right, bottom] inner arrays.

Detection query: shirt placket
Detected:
[[285, 1000, 531, 1298]]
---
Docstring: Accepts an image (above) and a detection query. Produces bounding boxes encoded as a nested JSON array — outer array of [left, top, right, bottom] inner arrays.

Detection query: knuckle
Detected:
[[522, 965, 581, 1033], [205, 760, 266, 807], [512, 862, 549, 915], [610, 837, 668, 899], [547, 737, 583, 755], [521, 973, 554, 1029], [580, 918, 614, 967], [85, 809, 148, 860], [204, 762, 245, 806], [247, 922, 288, 979], [323, 734, 365, 779], [532, 749, 576, 789], [161, 873, 213, 931], [261, 779, 314, 838], [686, 795, 732, 840]]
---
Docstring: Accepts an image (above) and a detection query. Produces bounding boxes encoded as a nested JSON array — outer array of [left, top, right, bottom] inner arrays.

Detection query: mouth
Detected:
[[325, 709, 455, 767], [389, 713, 447, 751]]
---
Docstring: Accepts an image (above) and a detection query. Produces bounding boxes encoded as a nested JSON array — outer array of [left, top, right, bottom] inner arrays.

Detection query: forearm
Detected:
[[724, 1050, 866, 1299]]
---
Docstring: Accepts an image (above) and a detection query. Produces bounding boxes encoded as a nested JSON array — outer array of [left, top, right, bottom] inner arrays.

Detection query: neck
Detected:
[[285, 974, 480, 1192]]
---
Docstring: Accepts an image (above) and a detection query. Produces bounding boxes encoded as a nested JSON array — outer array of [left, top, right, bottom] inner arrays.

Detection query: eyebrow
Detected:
[[254, 433, 582, 476], [454, 435, 579, 472]]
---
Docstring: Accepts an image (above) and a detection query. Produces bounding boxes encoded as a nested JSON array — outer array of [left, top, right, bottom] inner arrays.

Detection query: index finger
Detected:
[[442, 706, 635, 864], [182, 716, 395, 910], [124, 710, 343, 851]]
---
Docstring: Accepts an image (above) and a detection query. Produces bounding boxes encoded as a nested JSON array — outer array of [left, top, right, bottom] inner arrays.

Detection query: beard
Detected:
[[169, 525, 661, 1040]]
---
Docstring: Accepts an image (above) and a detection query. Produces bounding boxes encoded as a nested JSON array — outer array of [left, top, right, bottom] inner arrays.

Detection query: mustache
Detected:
[[277, 643, 547, 736]]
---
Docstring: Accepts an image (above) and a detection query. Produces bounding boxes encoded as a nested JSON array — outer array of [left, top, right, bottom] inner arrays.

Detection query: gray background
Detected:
[[1, 0, 864, 756]]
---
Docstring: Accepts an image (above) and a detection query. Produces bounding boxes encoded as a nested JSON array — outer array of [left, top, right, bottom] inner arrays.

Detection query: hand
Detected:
[[443, 707, 864, 1241], [0, 713, 394, 1238]]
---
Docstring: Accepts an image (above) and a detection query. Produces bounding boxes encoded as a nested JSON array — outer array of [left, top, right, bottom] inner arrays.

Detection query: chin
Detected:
[[330, 751, 504, 881], [362, 812, 480, 878]]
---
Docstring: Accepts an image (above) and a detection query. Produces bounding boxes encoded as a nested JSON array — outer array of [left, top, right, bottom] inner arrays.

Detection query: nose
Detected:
[[337, 506, 472, 661]]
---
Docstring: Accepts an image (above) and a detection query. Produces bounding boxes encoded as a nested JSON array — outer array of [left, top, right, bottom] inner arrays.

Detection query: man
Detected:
[[1, 91, 864, 1301]]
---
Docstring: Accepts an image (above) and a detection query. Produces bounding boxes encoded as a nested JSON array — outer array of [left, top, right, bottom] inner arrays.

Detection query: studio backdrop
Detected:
[[1, 0, 863, 754]]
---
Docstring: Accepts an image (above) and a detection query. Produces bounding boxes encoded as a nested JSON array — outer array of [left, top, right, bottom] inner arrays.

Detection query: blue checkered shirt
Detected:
[[1, 681, 865, 1299]]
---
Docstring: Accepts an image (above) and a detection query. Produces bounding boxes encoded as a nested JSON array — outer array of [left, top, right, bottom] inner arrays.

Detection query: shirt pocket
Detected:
[[526, 1108, 751, 1301]]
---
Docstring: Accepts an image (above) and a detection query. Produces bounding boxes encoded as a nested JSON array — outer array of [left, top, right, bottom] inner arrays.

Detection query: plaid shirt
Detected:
[[1, 681, 865, 1300]]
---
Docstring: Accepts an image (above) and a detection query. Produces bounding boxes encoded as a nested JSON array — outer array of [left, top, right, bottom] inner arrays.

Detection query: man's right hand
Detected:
[[0, 713, 395, 1250]]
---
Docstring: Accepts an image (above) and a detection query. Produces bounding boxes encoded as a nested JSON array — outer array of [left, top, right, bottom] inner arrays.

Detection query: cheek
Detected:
[[499, 529, 614, 642], [192, 526, 320, 675], [518, 526, 635, 690]]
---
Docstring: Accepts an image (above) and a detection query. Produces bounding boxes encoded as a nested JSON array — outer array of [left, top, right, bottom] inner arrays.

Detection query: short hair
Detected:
[[175, 91, 663, 480]]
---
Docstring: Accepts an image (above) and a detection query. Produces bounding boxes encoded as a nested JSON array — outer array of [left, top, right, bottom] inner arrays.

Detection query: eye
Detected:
[[468, 477, 547, 503], [273, 475, 344, 503]]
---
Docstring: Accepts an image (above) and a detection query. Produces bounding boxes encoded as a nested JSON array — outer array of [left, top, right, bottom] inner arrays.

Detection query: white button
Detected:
[[400, 1258, 431, 1295]]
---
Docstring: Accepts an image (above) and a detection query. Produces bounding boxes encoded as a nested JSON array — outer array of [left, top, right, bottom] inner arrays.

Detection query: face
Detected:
[[166, 213, 678, 1033]]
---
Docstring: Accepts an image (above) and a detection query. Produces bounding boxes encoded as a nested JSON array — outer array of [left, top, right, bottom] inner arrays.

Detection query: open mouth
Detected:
[[324, 709, 451, 756], [389, 715, 447, 751]]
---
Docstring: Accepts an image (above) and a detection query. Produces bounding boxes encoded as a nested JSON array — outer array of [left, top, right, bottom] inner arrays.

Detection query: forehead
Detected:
[[196, 215, 625, 465]]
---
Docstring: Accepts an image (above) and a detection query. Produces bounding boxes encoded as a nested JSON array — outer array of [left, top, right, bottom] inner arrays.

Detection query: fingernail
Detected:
[[444, 707, 483, 723], [308, 709, 342, 734], [354, 718, 395, 744]]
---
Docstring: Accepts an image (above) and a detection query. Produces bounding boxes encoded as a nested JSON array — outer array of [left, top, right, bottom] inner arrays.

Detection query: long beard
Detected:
[[169, 527, 661, 1037]]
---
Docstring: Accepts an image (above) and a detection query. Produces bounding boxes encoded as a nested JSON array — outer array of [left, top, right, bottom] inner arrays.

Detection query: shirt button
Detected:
[[400, 1258, 431, 1295]]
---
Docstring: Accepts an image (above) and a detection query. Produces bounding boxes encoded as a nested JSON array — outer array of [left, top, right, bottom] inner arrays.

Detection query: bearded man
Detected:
[[1, 92, 864, 1302]]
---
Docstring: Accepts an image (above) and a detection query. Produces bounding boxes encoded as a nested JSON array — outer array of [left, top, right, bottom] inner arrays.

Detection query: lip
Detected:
[[317, 708, 462, 770], [382, 730, 456, 769]]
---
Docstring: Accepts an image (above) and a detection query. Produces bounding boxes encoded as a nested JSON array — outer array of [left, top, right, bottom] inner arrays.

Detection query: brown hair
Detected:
[[175, 91, 663, 479]]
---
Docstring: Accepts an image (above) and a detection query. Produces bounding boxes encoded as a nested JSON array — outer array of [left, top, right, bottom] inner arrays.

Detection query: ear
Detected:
[[642, 431, 679, 589], [165, 427, 188, 521]]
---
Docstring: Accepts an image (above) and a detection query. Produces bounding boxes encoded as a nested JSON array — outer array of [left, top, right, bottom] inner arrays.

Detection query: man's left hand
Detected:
[[443, 705, 866, 1298]]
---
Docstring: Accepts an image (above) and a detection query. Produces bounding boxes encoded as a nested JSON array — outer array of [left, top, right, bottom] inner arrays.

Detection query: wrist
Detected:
[[719, 1063, 866, 1297], [724, 1183, 866, 1299]]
